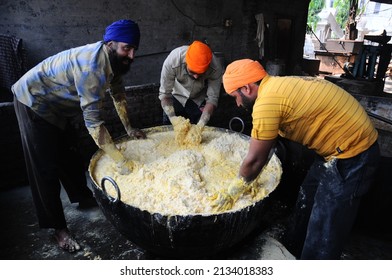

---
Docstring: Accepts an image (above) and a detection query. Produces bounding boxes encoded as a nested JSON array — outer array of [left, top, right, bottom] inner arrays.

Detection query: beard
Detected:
[[242, 96, 254, 111], [186, 67, 200, 80], [238, 90, 255, 111], [108, 47, 132, 76]]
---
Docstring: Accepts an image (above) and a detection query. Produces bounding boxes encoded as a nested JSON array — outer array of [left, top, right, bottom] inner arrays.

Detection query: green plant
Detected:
[[333, 0, 350, 29], [307, 0, 325, 33]]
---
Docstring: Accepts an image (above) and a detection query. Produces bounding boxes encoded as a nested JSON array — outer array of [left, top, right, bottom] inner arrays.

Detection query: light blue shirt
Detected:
[[12, 41, 123, 129]]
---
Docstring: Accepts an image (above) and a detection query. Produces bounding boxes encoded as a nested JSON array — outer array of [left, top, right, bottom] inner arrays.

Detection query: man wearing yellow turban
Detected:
[[159, 41, 223, 127], [217, 59, 380, 260]]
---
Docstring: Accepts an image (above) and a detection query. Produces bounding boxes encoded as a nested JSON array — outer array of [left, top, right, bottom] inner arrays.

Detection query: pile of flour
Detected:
[[92, 129, 282, 215]]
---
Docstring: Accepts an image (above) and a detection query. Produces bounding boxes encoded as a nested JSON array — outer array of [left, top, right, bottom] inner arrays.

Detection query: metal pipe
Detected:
[[366, 111, 392, 126]]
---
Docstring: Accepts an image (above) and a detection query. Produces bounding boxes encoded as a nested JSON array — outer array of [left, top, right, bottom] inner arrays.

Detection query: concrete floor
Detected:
[[0, 184, 295, 260], [1, 183, 391, 260]]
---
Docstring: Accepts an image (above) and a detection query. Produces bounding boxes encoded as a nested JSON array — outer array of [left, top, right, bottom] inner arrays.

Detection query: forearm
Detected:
[[111, 93, 133, 133], [239, 157, 265, 182], [161, 96, 175, 118], [239, 139, 277, 182], [88, 124, 125, 162], [198, 103, 215, 126]]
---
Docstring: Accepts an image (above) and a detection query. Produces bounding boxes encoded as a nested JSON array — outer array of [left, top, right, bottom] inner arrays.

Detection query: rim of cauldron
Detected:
[[88, 176, 272, 258], [88, 125, 277, 219], [87, 126, 281, 257]]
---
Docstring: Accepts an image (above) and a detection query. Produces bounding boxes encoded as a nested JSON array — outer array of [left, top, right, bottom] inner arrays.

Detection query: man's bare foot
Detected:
[[54, 228, 81, 253]]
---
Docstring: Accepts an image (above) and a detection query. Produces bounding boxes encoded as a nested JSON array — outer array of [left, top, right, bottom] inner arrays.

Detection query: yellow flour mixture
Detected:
[[91, 127, 282, 215]]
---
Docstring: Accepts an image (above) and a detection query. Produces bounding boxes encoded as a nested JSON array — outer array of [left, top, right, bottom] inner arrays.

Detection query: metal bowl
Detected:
[[88, 125, 282, 258]]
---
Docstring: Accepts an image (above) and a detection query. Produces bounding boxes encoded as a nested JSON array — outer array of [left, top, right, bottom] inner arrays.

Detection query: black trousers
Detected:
[[14, 98, 94, 229], [285, 141, 380, 259]]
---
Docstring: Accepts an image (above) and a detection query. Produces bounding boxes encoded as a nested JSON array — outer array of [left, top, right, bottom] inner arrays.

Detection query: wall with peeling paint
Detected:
[[0, 0, 245, 86], [0, 0, 309, 86]]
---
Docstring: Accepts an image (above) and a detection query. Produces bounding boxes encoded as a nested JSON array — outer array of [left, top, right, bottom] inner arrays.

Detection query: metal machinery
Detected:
[[344, 31, 392, 81]]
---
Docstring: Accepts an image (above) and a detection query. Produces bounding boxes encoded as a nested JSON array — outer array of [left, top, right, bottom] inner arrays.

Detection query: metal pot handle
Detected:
[[229, 117, 245, 133], [101, 176, 121, 203]]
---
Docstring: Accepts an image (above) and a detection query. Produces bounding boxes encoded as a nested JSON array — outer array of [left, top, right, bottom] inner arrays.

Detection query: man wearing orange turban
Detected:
[[159, 41, 223, 127], [215, 58, 380, 260]]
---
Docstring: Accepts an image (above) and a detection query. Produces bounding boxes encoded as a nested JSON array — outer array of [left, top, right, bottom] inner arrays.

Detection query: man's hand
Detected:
[[209, 191, 235, 212], [126, 127, 146, 139], [169, 115, 181, 126], [116, 158, 137, 175], [184, 124, 203, 146], [210, 177, 250, 212], [197, 111, 210, 128], [170, 116, 192, 145], [170, 117, 203, 146], [197, 103, 214, 127]]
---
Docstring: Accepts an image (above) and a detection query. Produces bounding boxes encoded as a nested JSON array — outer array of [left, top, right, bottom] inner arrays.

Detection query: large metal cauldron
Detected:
[[88, 126, 282, 258]]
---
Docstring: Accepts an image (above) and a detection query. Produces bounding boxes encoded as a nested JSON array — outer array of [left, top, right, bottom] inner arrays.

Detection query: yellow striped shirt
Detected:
[[251, 75, 378, 159]]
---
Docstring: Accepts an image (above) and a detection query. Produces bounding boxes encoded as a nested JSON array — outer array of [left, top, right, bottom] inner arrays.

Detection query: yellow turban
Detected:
[[223, 59, 267, 94], [185, 41, 212, 74]]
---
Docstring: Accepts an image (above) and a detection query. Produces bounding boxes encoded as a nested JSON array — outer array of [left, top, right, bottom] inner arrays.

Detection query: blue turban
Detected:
[[103, 19, 140, 49]]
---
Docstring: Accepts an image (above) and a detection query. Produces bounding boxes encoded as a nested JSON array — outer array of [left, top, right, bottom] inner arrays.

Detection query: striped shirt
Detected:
[[11, 41, 122, 129], [251, 75, 378, 160]]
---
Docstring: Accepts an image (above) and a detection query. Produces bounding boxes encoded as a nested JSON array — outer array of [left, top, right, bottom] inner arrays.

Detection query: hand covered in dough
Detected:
[[184, 124, 204, 146], [116, 159, 137, 175], [169, 116, 185, 127], [126, 127, 146, 139], [210, 177, 250, 212], [170, 116, 191, 145]]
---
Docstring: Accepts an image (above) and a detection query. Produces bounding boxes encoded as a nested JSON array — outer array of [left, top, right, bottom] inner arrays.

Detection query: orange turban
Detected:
[[185, 41, 212, 74], [223, 59, 267, 94]]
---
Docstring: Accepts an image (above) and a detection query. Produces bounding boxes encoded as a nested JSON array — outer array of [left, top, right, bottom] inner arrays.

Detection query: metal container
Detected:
[[88, 126, 282, 258]]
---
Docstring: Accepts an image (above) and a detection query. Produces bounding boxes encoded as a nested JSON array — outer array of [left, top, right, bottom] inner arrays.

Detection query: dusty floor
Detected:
[[0, 183, 391, 260], [0, 184, 294, 260]]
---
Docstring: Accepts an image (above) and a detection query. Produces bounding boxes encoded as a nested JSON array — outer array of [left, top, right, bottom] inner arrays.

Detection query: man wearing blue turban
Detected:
[[12, 19, 144, 253], [104, 19, 140, 48], [103, 19, 141, 76]]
